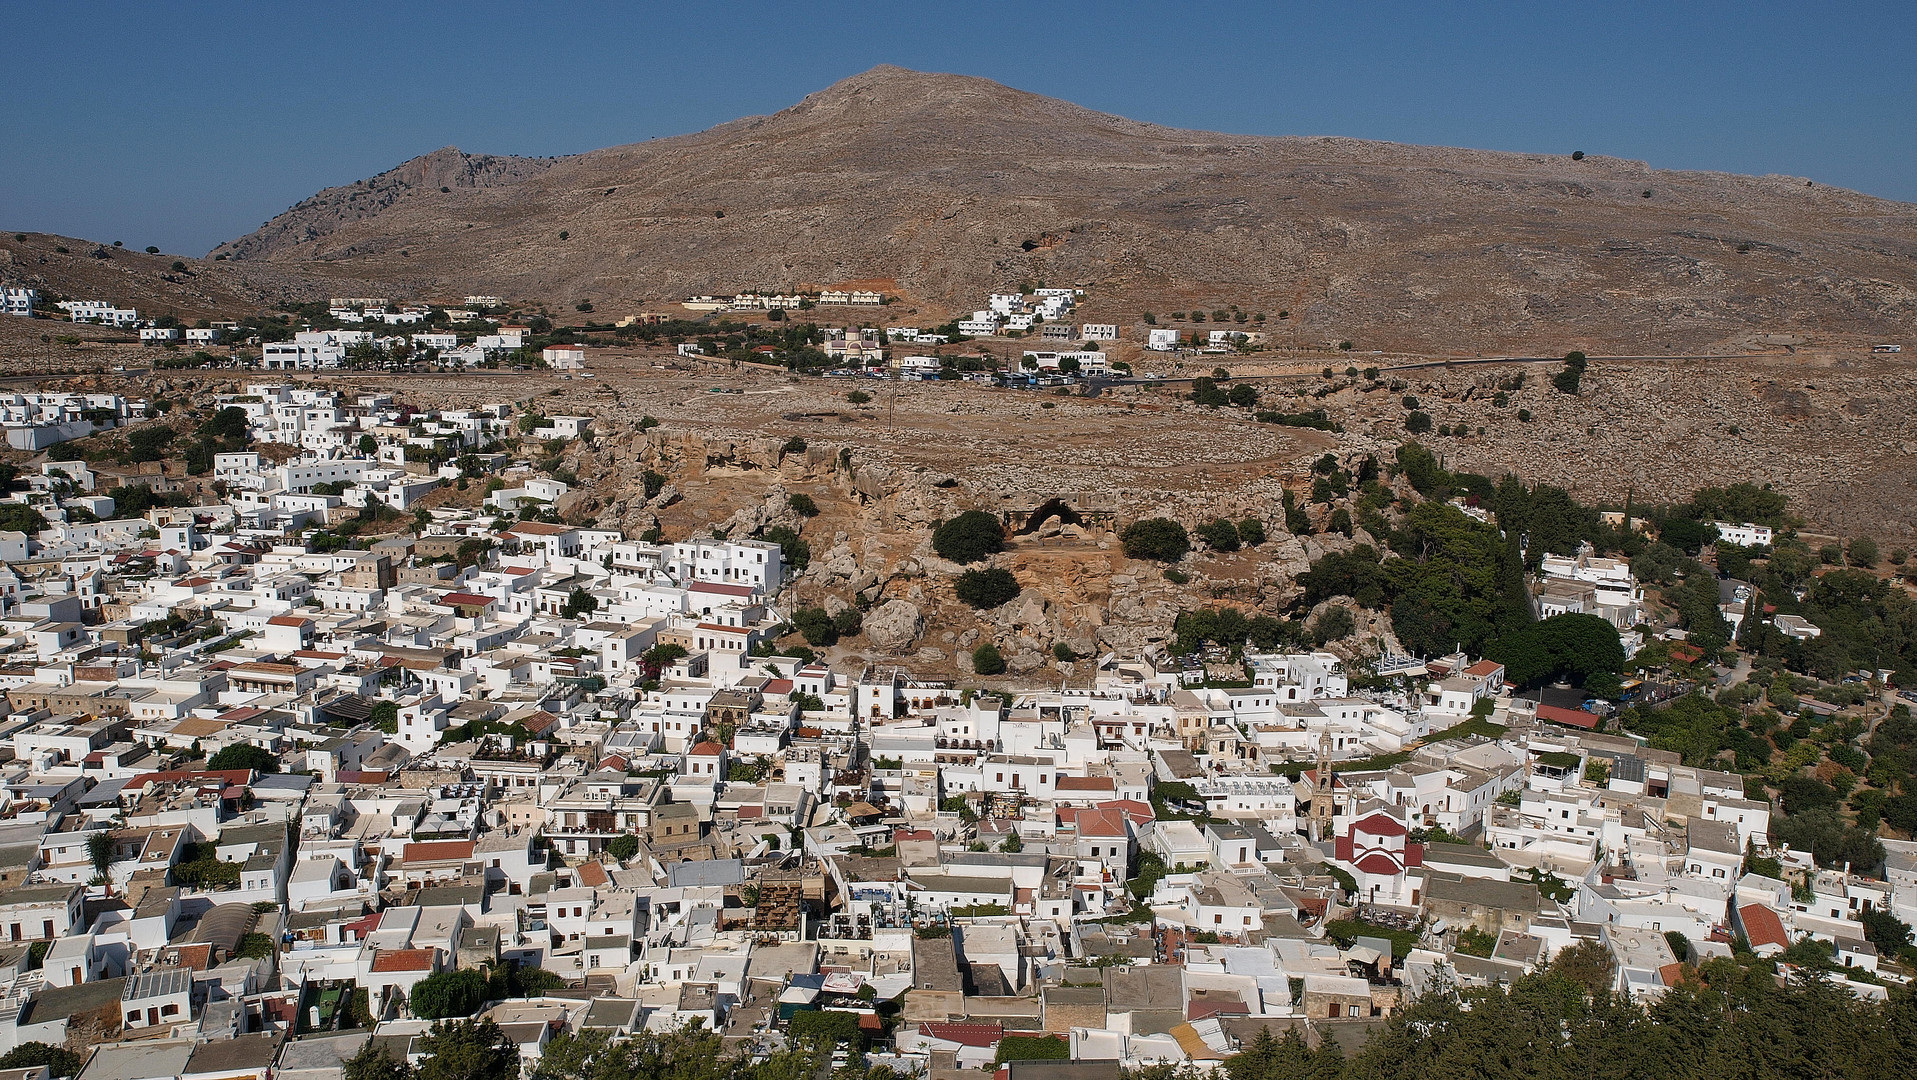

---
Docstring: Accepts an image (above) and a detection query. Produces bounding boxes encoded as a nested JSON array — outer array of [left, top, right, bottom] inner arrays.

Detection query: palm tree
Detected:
[[87, 830, 116, 890]]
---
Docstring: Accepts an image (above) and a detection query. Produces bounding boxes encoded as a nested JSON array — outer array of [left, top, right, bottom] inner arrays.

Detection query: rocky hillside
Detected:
[[213, 65, 1917, 352]]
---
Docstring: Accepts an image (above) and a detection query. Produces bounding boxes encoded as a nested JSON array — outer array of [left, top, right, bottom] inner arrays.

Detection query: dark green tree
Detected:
[[1121, 518, 1190, 561], [954, 568, 1021, 609], [932, 510, 1005, 564]]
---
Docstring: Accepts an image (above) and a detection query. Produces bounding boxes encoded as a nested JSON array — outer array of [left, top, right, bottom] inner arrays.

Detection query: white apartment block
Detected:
[[1712, 521, 1774, 548], [61, 300, 139, 326]]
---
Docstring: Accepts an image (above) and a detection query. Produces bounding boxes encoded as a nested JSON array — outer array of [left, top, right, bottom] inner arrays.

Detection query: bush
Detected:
[[1311, 607, 1356, 646], [606, 834, 639, 862], [995, 1036, 1070, 1066], [847, 390, 871, 404], [207, 744, 279, 774], [972, 643, 1006, 675], [1236, 518, 1266, 546], [0, 1045, 82, 1080], [409, 968, 490, 1019], [1849, 537, 1879, 567], [781, 436, 807, 455], [932, 510, 1004, 564], [1197, 518, 1241, 552], [790, 1009, 864, 1048], [1405, 410, 1432, 434], [788, 492, 819, 516], [955, 567, 1021, 609], [1121, 517, 1190, 561], [791, 607, 839, 647]]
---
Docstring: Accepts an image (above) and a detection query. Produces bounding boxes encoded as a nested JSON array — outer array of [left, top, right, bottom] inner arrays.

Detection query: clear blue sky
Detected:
[[5, 0, 1913, 256]]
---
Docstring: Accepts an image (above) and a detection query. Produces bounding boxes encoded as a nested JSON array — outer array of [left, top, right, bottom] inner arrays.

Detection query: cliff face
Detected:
[[213, 66, 1917, 353]]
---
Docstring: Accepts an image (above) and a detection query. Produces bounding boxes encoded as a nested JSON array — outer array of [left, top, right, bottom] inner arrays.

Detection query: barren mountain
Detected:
[[0, 231, 374, 323], [212, 65, 1917, 352]]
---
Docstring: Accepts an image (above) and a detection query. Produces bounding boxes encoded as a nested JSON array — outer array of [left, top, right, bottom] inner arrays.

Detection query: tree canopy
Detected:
[[409, 969, 491, 1020], [932, 510, 1004, 564], [1488, 613, 1626, 689], [206, 743, 280, 774], [1121, 518, 1191, 562], [954, 567, 1021, 609]]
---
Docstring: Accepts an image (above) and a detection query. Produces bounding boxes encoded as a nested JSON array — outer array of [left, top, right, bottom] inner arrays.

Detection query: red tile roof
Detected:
[[1355, 852, 1404, 875], [689, 741, 723, 756], [1352, 812, 1407, 838], [1099, 799, 1156, 825], [1537, 703, 1601, 730], [918, 1022, 1004, 1048], [1739, 903, 1789, 949], [266, 615, 312, 627], [402, 840, 476, 863], [1464, 660, 1503, 677], [440, 592, 495, 607], [576, 861, 610, 888], [370, 948, 437, 973], [1055, 776, 1116, 792], [1075, 807, 1128, 839]]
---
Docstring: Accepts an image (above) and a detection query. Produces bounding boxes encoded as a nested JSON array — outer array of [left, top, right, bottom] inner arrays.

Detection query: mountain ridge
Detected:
[[210, 65, 1917, 352]]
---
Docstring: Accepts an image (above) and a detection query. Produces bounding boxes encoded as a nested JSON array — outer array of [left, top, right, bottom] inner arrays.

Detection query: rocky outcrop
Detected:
[[862, 600, 924, 653]]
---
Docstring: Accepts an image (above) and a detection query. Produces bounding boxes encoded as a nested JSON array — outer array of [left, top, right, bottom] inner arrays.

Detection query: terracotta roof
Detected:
[[689, 741, 723, 756], [370, 948, 436, 973], [1739, 903, 1789, 949], [1354, 852, 1404, 875], [1056, 776, 1116, 792], [1352, 812, 1407, 838], [576, 861, 610, 888], [440, 592, 495, 607], [918, 1022, 1004, 1048], [1464, 660, 1503, 677], [266, 615, 312, 627], [402, 840, 476, 863], [763, 679, 794, 695], [1100, 799, 1156, 824], [1536, 703, 1601, 730], [1075, 807, 1128, 839], [508, 521, 574, 536], [127, 768, 253, 790]]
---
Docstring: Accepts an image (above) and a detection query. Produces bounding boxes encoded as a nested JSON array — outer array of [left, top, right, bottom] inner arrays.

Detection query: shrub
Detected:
[[1849, 537, 1879, 567], [1311, 607, 1356, 645], [1236, 518, 1266, 546], [788, 492, 819, 516], [207, 744, 279, 774], [972, 643, 1006, 675], [1121, 518, 1190, 561], [409, 968, 490, 1019], [955, 567, 1021, 609], [1197, 518, 1241, 552], [781, 436, 807, 455], [0, 1045, 82, 1080], [1405, 411, 1433, 434], [606, 834, 639, 862], [791, 607, 838, 647], [932, 510, 1005, 564], [847, 390, 871, 404], [995, 1036, 1070, 1066]]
